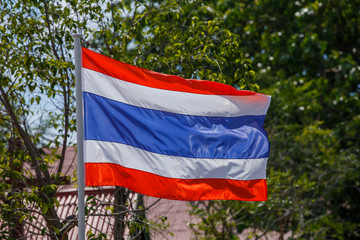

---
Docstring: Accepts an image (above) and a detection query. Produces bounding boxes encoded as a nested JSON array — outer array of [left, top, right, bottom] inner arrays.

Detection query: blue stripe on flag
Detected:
[[83, 92, 269, 159]]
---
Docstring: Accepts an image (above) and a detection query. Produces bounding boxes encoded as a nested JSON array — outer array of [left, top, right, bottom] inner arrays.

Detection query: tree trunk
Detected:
[[114, 186, 128, 240], [0, 84, 62, 240]]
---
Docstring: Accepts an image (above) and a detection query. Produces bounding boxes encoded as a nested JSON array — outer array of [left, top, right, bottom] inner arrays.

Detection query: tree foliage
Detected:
[[188, 0, 360, 239], [83, 0, 255, 89]]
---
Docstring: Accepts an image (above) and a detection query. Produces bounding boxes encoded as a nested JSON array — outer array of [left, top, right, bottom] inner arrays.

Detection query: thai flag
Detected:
[[82, 47, 271, 201]]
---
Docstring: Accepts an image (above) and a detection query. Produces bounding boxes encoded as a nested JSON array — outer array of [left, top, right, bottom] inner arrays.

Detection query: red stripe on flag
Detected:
[[82, 47, 258, 96], [85, 163, 267, 201]]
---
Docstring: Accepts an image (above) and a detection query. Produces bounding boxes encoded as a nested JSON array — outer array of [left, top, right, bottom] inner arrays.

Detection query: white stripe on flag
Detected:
[[84, 140, 268, 180], [82, 68, 271, 117]]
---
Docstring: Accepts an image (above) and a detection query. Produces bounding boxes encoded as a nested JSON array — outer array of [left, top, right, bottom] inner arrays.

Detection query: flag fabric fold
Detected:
[[82, 47, 271, 201]]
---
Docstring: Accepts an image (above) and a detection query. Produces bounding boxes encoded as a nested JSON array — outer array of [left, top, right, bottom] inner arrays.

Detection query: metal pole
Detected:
[[72, 33, 85, 240]]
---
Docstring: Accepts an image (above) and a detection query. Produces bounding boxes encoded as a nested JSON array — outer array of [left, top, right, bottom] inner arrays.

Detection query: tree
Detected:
[[0, 0, 254, 239], [189, 0, 360, 239]]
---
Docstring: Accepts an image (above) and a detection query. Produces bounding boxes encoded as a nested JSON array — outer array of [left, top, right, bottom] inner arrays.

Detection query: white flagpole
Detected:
[[73, 33, 85, 240]]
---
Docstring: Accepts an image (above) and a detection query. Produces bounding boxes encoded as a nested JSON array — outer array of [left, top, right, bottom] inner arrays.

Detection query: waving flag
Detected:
[[82, 47, 271, 201]]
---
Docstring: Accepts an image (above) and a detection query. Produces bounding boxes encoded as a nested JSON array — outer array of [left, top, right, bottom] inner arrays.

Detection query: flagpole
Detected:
[[73, 33, 85, 240]]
